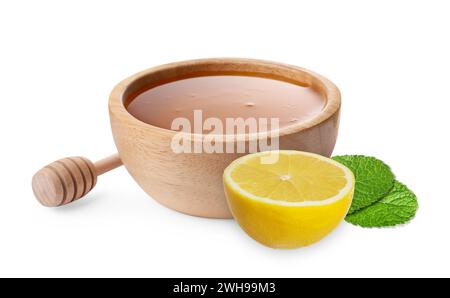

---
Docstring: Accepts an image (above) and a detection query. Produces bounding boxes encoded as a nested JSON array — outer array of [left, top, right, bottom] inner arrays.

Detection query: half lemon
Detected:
[[223, 150, 355, 249]]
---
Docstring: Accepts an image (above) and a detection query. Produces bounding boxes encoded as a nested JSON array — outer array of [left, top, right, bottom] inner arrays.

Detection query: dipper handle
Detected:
[[32, 154, 122, 207]]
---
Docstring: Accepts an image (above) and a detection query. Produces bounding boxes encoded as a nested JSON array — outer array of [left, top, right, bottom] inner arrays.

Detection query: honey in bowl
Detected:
[[126, 74, 325, 133]]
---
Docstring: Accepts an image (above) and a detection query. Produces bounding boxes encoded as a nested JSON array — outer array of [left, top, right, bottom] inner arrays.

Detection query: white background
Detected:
[[1, 0, 449, 278]]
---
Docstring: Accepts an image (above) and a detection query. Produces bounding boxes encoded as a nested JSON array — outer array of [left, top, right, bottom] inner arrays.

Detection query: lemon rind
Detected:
[[223, 150, 354, 207]]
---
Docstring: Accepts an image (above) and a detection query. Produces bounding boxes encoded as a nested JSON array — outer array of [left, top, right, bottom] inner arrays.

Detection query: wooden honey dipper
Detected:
[[32, 154, 122, 207]]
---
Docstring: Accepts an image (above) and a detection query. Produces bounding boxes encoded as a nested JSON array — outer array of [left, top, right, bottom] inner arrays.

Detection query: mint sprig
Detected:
[[332, 155, 418, 228]]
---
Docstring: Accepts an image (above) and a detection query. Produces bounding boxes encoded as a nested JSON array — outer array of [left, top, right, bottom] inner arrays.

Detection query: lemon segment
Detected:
[[223, 150, 355, 249]]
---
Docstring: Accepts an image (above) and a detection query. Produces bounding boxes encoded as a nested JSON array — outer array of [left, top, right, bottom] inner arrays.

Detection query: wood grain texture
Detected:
[[109, 58, 341, 219]]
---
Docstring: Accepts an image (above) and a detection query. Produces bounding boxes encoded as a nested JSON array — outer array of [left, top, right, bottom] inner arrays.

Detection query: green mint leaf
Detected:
[[332, 155, 395, 214], [345, 180, 418, 227]]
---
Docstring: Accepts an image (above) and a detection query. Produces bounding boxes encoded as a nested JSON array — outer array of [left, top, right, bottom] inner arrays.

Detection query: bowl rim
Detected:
[[109, 58, 341, 142]]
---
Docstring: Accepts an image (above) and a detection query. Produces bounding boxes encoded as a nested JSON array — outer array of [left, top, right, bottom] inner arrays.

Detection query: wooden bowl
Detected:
[[109, 58, 341, 219]]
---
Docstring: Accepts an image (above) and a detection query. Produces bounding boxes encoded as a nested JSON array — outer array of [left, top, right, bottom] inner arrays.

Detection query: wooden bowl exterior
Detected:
[[109, 58, 341, 219]]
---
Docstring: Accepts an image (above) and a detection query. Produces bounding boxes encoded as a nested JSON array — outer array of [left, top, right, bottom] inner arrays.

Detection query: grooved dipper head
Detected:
[[32, 157, 97, 207]]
